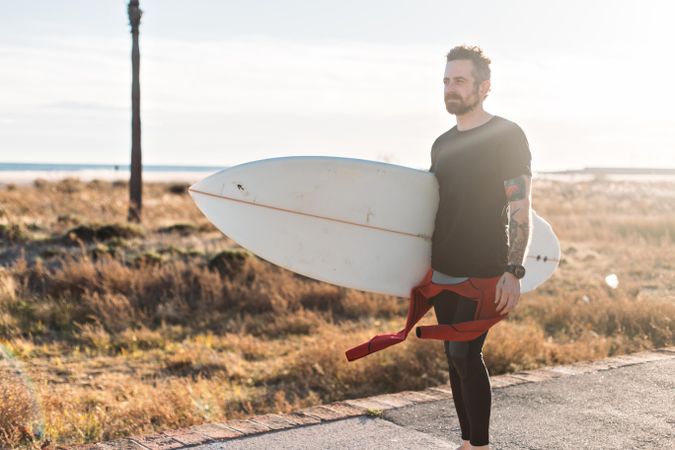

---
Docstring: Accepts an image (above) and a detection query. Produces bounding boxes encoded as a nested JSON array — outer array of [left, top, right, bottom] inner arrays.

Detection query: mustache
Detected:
[[445, 94, 462, 101]]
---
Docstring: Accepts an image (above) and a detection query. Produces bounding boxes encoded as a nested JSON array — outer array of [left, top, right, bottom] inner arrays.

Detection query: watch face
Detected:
[[515, 266, 526, 279], [508, 265, 526, 279]]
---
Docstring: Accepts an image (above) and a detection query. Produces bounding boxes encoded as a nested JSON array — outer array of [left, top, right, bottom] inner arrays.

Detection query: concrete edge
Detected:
[[69, 346, 675, 449]]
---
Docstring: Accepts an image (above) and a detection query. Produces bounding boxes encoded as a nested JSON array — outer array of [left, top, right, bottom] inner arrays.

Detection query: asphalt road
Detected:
[[199, 357, 674, 450]]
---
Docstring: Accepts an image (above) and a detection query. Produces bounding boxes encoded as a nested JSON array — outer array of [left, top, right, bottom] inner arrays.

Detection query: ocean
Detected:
[[1, 162, 674, 185]]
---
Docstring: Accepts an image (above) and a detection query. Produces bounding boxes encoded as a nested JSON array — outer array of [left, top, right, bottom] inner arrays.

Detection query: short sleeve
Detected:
[[429, 137, 441, 173], [499, 124, 532, 181]]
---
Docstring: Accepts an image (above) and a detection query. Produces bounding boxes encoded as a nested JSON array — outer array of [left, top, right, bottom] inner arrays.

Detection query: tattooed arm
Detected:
[[505, 175, 532, 265], [495, 174, 532, 315]]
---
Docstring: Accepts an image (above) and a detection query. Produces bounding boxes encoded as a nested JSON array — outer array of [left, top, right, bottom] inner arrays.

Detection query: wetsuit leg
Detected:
[[432, 290, 491, 447]]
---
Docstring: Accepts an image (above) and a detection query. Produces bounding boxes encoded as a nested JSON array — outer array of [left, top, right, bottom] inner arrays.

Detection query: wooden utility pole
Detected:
[[127, 0, 143, 223]]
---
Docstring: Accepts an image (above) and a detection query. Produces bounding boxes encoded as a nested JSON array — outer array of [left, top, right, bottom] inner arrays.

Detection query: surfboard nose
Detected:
[[189, 168, 228, 197], [187, 179, 205, 195]]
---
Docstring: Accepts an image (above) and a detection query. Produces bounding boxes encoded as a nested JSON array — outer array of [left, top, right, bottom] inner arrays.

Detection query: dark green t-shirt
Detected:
[[429, 115, 532, 277]]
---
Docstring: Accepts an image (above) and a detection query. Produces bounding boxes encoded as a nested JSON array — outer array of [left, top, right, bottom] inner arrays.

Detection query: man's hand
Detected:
[[494, 272, 520, 315]]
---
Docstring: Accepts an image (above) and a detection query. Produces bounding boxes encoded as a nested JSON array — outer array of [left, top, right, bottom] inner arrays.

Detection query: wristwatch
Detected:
[[505, 264, 526, 279]]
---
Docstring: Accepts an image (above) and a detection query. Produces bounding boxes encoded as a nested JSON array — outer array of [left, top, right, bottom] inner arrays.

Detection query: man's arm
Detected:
[[505, 175, 532, 264], [495, 174, 532, 314]]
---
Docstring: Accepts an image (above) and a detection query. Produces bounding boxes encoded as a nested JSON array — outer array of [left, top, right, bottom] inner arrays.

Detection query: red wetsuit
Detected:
[[346, 268, 505, 361]]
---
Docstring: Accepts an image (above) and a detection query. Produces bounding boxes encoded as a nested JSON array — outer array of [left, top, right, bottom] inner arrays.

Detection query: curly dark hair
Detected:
[[446, 45, 491, 85]]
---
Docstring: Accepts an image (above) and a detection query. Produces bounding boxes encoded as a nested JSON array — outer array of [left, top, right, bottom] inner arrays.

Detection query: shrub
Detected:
[[33, 178, 49, 189], [64, 223, 143, 243], [132, 251, 164, 267], [56, 177, 83, 194], [0, 224, 31, 243], [208, 250, 249, 277], [167, 184, 189, 195], [157, 223, 199, 236]]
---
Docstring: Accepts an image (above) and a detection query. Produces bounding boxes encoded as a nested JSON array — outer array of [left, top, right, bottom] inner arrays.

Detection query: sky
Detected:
[[1, 0, 674, 171]]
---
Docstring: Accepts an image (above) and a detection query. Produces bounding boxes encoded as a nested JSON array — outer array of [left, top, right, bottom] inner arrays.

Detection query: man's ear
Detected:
[[480, 79, 491, 99]]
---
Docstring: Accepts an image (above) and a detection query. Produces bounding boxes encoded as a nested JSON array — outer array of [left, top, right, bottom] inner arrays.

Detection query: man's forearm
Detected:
[[508, 207, 531, 265]]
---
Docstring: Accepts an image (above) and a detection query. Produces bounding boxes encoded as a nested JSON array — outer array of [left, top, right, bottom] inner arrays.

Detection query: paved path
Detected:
[[75, 347, 675, 450]]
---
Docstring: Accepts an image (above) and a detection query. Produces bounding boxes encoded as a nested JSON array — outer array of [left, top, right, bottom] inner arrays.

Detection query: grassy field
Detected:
[[0, 176, 674, 448]]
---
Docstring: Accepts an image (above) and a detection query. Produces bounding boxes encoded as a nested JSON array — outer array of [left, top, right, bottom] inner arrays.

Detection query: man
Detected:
[[345, 44, 531, 449], [429, 45, 532, 450]]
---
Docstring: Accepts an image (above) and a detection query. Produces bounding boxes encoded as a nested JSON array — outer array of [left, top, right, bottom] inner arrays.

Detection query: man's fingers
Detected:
[[496, 291, 508, 313], [497, 293, 511, 314], [503, 295, 519, 315], [503, 296, 515, 314], [497, 291, 507, 311]]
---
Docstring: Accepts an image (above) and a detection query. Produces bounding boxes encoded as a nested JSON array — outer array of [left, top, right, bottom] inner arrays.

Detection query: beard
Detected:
[[444, 89, 480, 115]]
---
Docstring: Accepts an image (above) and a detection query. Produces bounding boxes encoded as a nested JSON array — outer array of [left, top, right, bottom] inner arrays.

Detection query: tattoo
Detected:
[[508, 209, 530, 265], [504, 176, 527, 202]]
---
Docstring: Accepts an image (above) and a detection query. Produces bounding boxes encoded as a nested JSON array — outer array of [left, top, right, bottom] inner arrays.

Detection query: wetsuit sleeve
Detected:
[[499, 125, 532, 180]]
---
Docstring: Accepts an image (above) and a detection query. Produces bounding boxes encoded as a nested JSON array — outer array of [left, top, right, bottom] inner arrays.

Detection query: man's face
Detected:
[[443, 59, 486, 115]]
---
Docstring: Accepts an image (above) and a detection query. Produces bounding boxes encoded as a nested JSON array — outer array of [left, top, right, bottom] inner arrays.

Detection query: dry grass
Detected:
[[0, 176, 674, 448], [0, 359, 41, 447]]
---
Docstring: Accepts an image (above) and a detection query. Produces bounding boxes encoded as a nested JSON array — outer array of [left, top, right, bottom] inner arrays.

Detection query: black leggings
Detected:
[[432, 290, 491, 447]]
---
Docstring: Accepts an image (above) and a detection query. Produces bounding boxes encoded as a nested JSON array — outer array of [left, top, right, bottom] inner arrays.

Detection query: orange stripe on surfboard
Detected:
[[188, 188, 432, 240]]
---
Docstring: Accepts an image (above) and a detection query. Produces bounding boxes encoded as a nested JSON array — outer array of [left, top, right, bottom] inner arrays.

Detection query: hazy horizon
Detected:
[[1, 0, 674, 171]]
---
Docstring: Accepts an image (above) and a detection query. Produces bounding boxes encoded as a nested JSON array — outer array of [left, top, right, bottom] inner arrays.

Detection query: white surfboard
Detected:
[[189, 157, 559, 297]]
